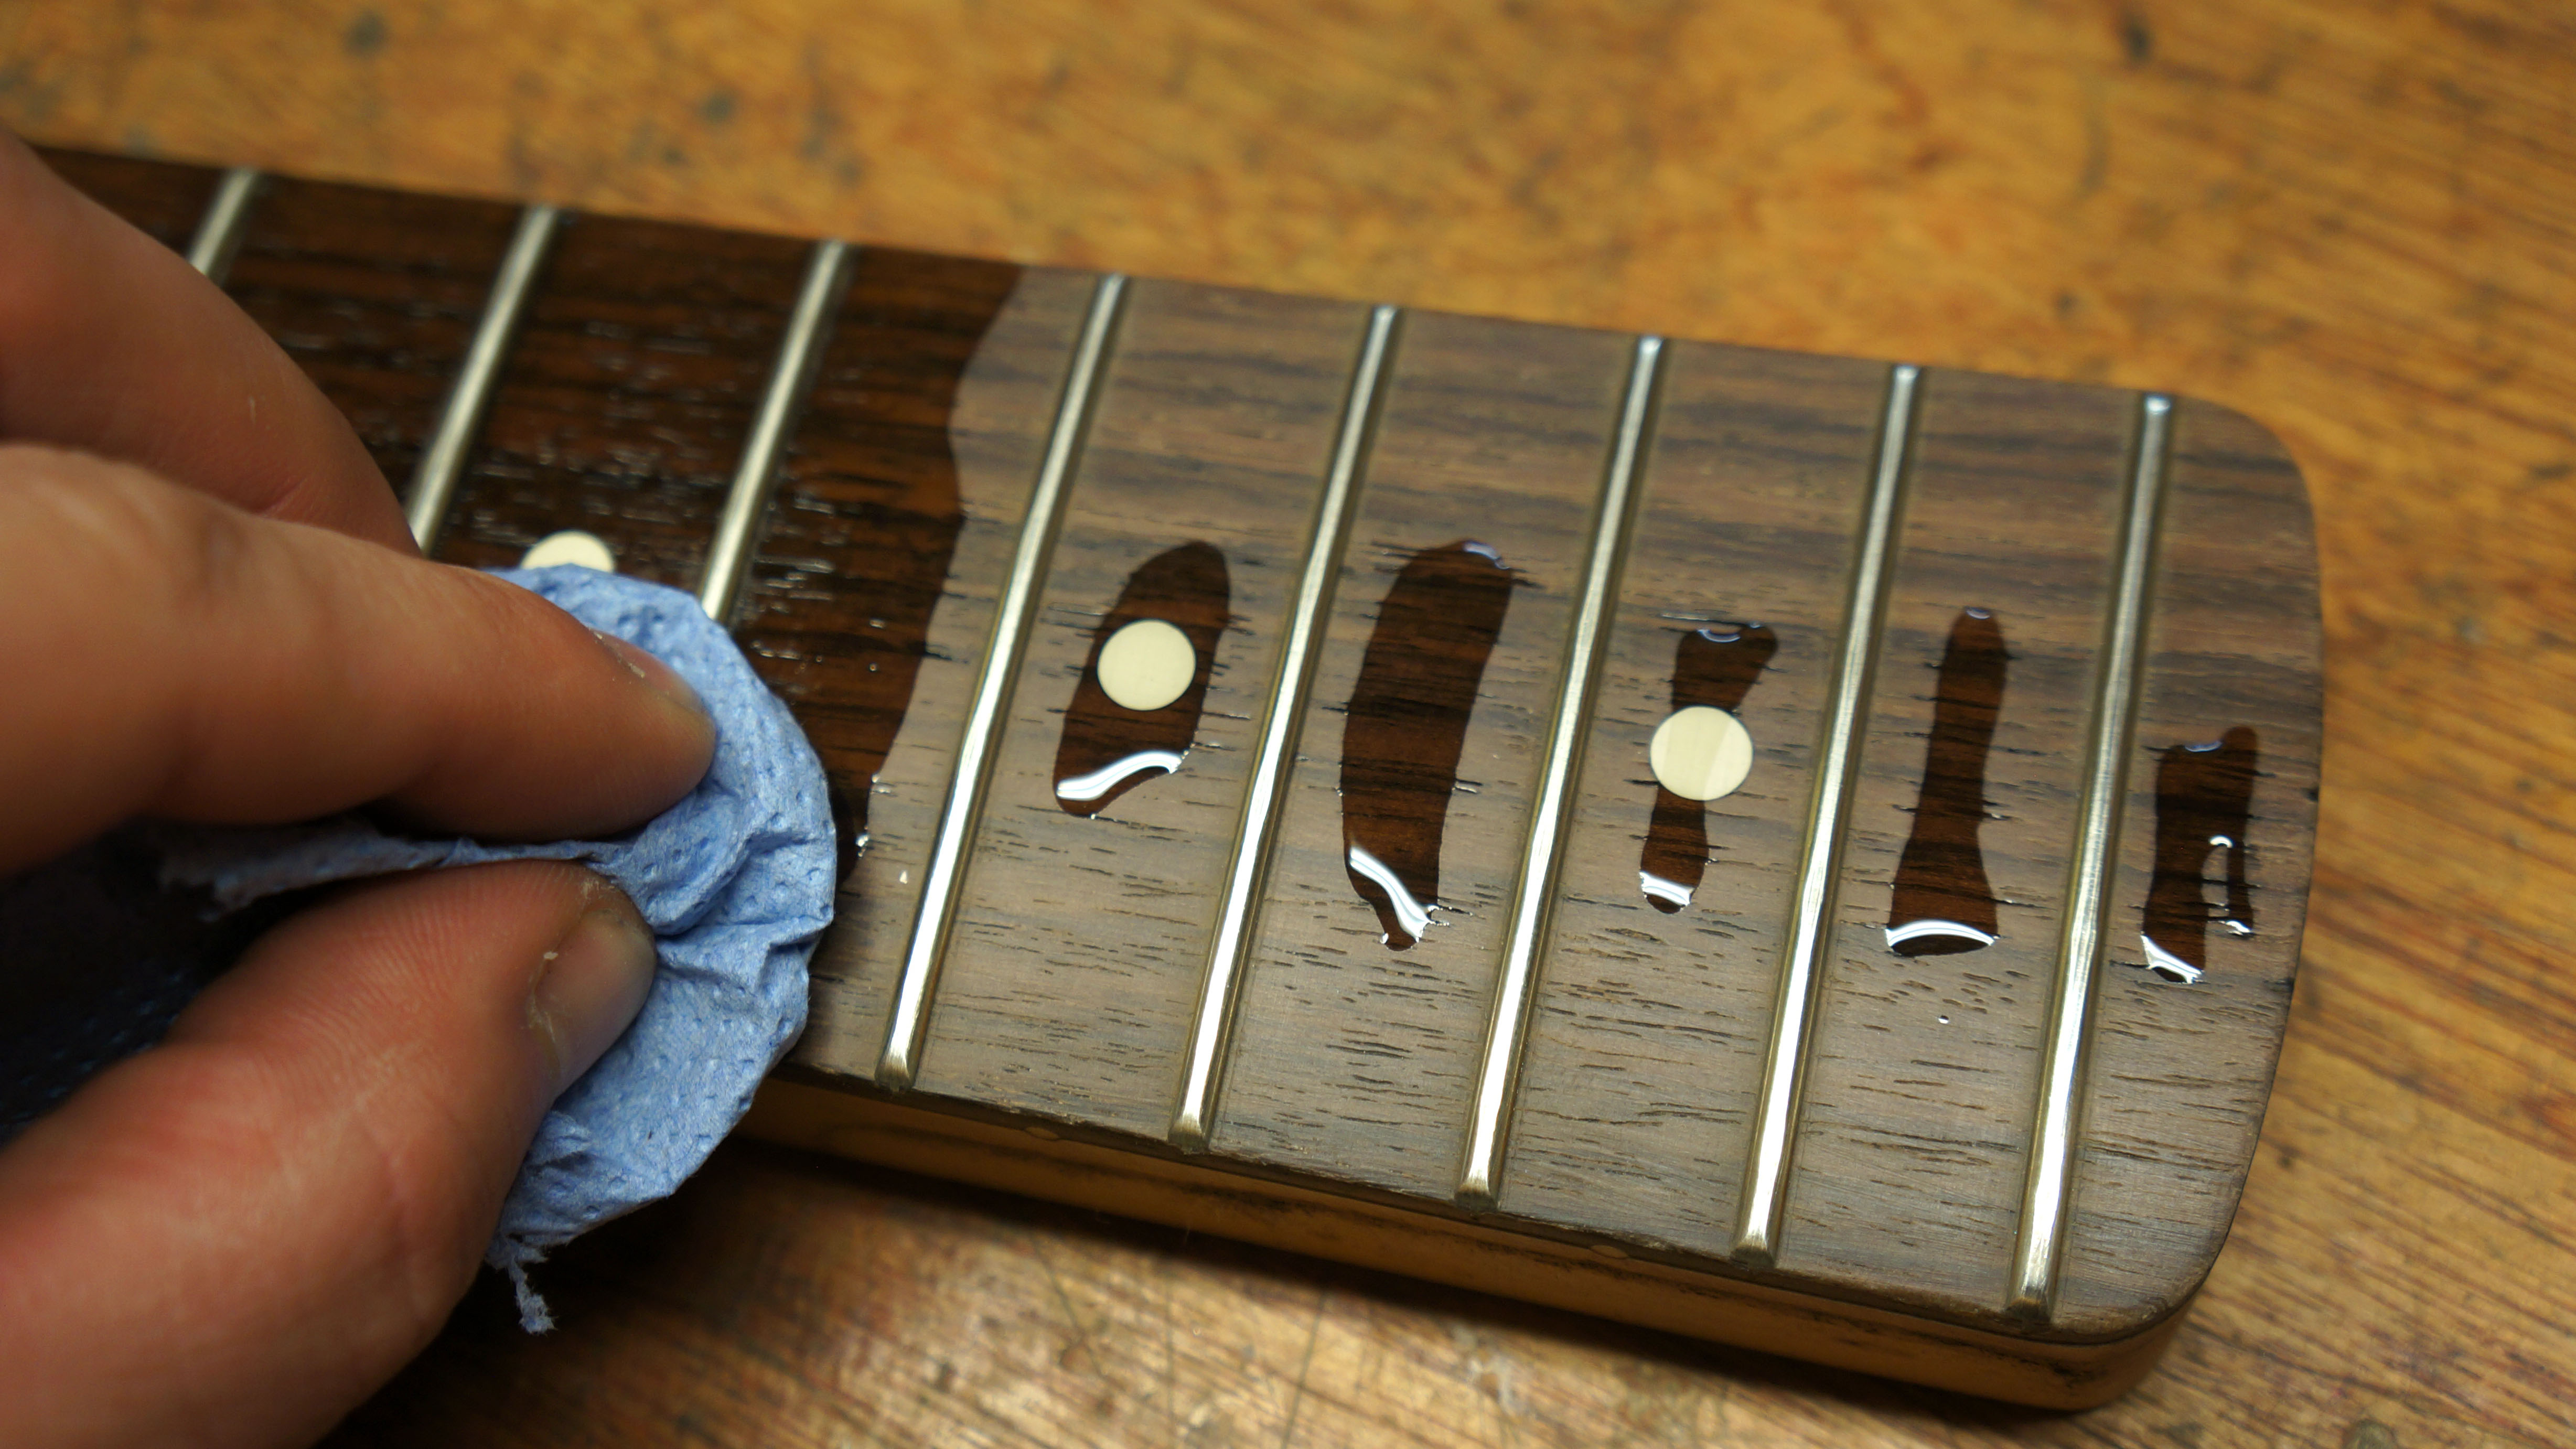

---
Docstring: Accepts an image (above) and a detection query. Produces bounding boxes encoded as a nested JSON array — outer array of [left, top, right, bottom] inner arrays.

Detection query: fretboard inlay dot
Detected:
[[519, 529, 617, 572], [1647, 705, 1754, 801], [1094, 617, 1197, 713]]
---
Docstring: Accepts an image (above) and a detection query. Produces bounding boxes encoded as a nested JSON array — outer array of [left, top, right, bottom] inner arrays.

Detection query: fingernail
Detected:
[[528, 882, 658, 1098], [592, 628, 708, 719]]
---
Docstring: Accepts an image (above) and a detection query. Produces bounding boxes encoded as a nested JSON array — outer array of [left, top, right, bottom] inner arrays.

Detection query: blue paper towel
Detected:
[[138, 565, 836, 1328]]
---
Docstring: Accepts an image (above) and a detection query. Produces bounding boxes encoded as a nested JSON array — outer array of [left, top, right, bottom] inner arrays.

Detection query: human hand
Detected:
[[0, 134, 718, 1447]]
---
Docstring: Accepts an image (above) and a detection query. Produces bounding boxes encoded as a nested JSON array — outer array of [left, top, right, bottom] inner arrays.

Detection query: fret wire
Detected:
[[1732, 362, 1923, 1268], [403, 205, 563, 551], [876, 272, 1130, 1091], [2008, 393, 2175, 1319], [1168, 303, 1402, 1153], [184, 166, 263, 283], [1454, 334, 1666, 1210], [699, 239, 854, 622]]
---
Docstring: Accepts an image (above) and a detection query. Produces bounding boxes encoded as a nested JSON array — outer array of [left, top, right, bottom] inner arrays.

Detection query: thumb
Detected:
[[0, 860, 656, 1449]]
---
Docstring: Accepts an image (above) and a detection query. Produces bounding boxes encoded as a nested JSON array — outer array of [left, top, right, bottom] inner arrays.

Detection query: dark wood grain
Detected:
[[728, 248, 1026, 871], [428, 213, 811, 585], [223, 176, 522, 490]]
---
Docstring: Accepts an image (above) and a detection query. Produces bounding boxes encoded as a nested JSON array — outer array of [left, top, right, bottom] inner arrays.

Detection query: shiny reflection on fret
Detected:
[[1168, 303, 1402, 1153], [1455, 334, 1665, 1212], [185, 167, 263, 283], [2008, 393, 2175, 1320], [876, 272, 1130, 1091], [1732, 362, 1923, 1268], [700, 240, 854, 622], [404, 205, 563, 551]]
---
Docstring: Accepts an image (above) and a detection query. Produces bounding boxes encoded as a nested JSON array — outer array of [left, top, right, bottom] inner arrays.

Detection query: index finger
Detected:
[[0, 132, 414, 551], [0, 445, 716, 874]]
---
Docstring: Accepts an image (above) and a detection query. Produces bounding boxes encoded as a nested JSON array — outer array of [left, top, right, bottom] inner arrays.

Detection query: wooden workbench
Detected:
[[4, 1, 2569, 1442]]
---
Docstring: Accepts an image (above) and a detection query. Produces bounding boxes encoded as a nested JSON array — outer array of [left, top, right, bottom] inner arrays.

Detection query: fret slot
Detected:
[[876, 273, 1129, 1090], [1771, 370, 2139, 1316], [909, 283, 1376, 1135], [1167, 303, 1400, 1151], [1455, 334, 1666, 1210], [1733, 362, 1923, 1268], [700, 240, 854, 621], [753, 260, 1098, 1078], [1490, 342, 1889, 1259], [1208, 314, 1636, 1199], [184, 166, 263, 283]]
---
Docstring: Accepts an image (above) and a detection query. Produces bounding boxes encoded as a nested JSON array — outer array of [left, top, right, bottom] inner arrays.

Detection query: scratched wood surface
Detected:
[[6, 0, 2572, 1443]]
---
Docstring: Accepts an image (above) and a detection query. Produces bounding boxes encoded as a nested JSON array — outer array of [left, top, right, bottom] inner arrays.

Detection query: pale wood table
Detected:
[[5, 1, 2570, 1443]]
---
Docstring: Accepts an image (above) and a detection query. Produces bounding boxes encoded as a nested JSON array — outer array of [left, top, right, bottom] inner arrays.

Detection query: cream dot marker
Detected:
[[1096, 618, 1196, 712], [520, 530, 618, 572], [1649, 706, 1754, 801]]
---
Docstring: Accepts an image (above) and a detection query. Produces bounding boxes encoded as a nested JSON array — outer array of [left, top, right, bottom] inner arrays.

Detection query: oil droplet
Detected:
[[520, 530, 617, 572], [1648, 706, 1753, 801], [1095, 618, 1196, 712]]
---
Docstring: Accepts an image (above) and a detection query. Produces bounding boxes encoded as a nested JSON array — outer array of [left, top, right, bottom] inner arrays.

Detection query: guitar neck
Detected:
[[40, 147, 2322, 1405]]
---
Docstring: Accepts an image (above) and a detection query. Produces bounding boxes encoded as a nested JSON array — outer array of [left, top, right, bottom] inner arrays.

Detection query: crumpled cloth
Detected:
[[9, 565, 833, 1330]]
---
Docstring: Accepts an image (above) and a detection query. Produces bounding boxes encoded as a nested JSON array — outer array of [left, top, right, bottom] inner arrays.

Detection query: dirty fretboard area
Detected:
[[45, 147, 2321, 1351]]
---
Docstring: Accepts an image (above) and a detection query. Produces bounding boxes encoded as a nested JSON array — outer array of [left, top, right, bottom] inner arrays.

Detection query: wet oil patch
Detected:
[[1052, 542, 1231, 816], [1340, 541, 1516, 949], [2138, 726, 2259, 984], [1638, 624, 1777, 913], [1886, 608, 2008, 956]]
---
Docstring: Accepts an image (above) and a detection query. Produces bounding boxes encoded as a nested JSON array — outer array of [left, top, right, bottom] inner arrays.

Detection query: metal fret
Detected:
[[876, 273, 1130, 1091], [700, 239, 853, 622], [184, 166, 262, 283], [403, 205, 562, 551], [2008, 393, 2175, 1318], [1732, 362, 1923, 1267], [1167, 304, 1401, 1152], [1454, 334, 1666, 1210]]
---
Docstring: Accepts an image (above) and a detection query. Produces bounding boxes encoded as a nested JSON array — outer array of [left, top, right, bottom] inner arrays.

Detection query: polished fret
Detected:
[[1732, 362, 1920, 1268], [1209, 315, 1637, 1197], [911, 280, 1375, 1136], [1168, 304, 1399, 1152], [876, 273, 1128, 1091], [2008, 393, 2173, 1319], [701, 240, 853, 621], [1455, 334, 1665, 1210], [183, 166, 262, 282], [404, 205, 561, 551]]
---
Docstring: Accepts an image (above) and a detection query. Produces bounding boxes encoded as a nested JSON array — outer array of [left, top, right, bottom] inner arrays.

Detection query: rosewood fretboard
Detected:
[[39, 147, 2322, 1407]]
